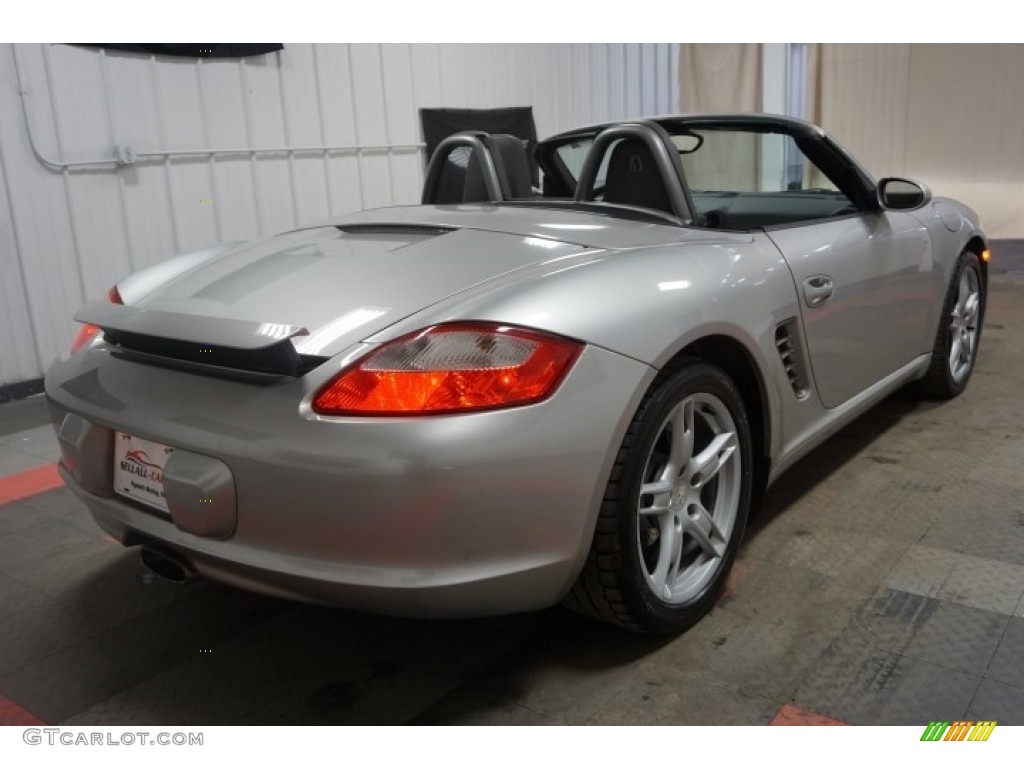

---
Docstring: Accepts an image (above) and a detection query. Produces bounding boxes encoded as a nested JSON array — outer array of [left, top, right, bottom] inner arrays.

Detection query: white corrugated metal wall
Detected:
[[0, 43, 679, 388]]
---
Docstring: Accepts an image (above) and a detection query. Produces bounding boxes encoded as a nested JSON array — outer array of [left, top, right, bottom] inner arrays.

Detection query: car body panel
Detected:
[[910, 197, 986, 319], [46, 341, 654, 616], [43, 113, 988, 620], [116, 241, 247, 305], [122, 226, 587, 359], [334, 204, 756, 250], [766, 211, 938, 408], [767, 353, 931, 483], [357, 213, 789, 371]]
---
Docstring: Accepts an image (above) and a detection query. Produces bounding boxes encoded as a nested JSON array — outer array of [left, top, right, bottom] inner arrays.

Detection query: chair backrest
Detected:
[[461, 148, 491, 203], [487, 134, 533, 199], [422, 133, 500, 205], [572, 122, 694, 223], [422, 132, 535, 205], [602, 138, 673, 215]]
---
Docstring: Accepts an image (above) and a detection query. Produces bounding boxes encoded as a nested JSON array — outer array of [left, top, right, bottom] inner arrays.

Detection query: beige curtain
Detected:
[[678, 44, 762, 113], [810, 44, 1024, 238], [678, 44, 763, 191]]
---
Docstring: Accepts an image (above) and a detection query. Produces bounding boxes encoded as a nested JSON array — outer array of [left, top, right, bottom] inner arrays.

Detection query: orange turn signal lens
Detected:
[[69, 283, 124, 353], [981, 249, 991, 263], [69, 323, 102, 354], [313, 323, 583, 416]]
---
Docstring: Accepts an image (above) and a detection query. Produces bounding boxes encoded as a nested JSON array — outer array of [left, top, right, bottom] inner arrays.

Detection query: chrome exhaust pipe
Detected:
[[140, 545, 196, 584]]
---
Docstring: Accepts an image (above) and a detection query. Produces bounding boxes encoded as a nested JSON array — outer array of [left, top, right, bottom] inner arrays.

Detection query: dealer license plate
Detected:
[[113, 432, 174, 513]]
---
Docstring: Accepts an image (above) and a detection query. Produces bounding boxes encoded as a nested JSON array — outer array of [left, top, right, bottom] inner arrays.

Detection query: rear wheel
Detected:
[[565, 360, 753, 634], [918, 250, 984, 398]]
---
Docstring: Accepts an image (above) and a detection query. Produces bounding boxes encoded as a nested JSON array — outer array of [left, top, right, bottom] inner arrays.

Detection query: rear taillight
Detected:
[[312, 323, 583, 416], [70, 285, 123, 353]]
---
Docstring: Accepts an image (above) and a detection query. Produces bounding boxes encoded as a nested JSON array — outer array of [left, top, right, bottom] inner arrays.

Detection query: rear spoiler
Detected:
[[75, 302, 319, 379]]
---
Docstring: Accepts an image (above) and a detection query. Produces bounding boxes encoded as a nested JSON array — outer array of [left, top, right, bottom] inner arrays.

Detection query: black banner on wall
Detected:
[[81, 44, 283, 58]]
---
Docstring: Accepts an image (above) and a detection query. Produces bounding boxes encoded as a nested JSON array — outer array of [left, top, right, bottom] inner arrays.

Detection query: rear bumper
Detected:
[[46, 343, 653, 618], [64, 465, 584, 617]]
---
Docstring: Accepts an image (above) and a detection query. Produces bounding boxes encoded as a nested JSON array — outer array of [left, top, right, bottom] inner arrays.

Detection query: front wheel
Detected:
[[918, 250, 985, 398], [565, 360, 753, 634]]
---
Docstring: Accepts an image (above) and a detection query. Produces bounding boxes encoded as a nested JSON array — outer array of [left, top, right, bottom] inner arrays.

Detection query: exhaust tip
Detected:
[[141, 545, 196, 584]]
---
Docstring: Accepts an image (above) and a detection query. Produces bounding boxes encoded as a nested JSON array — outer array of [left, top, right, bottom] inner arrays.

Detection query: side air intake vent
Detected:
[[337, 224, 455, 237], [774, 319, 811, 400]]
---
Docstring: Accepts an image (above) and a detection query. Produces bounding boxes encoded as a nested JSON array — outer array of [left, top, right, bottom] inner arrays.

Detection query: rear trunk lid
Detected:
[[83, 223, 586, 373]]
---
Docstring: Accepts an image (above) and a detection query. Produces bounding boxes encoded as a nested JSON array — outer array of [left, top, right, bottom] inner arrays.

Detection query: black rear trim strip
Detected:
[[103, 329, 325, 379]]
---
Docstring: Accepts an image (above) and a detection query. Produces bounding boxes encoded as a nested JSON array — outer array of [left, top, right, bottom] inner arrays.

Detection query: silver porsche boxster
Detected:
[[45, 114, 987, 633]]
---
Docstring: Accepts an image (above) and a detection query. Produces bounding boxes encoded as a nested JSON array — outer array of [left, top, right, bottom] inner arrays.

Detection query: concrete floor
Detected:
[[1, 274, 1022, 727]]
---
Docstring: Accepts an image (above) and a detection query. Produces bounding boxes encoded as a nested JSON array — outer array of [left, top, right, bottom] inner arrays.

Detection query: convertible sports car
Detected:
[[45, 114, 987, 633]]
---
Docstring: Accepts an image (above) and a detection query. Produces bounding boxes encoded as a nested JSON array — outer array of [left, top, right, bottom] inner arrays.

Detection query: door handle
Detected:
[[803, 275, 834, 308]]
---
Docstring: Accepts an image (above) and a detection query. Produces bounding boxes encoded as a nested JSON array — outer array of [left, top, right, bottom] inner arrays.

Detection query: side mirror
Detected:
[[877, 177, 931, 211]]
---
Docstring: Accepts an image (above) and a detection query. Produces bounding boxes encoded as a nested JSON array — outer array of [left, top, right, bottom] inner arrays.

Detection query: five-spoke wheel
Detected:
[[566, 360, 752, 634], [637, 393, 741, 605], [948, 265, 981, 385], [919, 249, 985, 398]]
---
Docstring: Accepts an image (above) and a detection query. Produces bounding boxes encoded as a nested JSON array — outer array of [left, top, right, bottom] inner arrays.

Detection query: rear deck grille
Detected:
[[337, 224, 455, 237]]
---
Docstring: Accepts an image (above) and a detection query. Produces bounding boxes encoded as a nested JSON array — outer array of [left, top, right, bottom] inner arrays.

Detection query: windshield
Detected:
[[548, 124, 854, 229], [552, 127, 839, 194]]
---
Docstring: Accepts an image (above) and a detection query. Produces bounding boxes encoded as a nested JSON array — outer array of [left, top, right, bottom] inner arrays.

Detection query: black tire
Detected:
[[564, 359, 753, 634], [917, 250, 985, 399]]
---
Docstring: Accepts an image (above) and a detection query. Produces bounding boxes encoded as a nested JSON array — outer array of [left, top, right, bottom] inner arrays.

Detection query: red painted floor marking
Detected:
[[769, 703, 848, 726], [0, 694, 46, 726], [0, 463, 64, 506]]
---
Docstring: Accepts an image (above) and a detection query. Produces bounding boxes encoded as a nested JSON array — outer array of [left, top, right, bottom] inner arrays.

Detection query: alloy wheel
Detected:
[[636, 393, 741, 604], [948, 265, 981, 384]]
